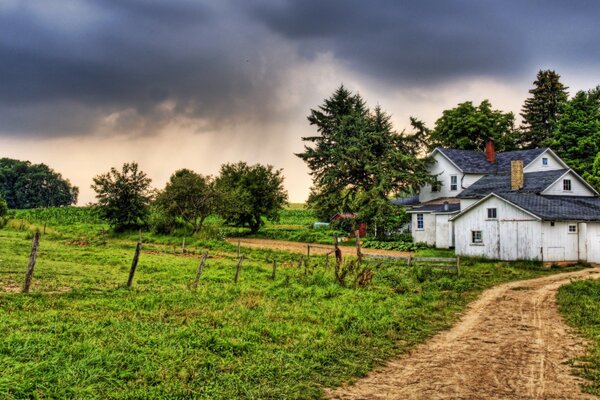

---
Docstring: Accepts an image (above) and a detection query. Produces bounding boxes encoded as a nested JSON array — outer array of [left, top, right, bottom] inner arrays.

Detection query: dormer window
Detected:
[[542, 157, 548, 166], [450, 175, 458, 191], [563, 179, 572, 191]]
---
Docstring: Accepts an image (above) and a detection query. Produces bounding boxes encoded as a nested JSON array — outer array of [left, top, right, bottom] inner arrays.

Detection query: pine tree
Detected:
[[519, 70, 568, 148]]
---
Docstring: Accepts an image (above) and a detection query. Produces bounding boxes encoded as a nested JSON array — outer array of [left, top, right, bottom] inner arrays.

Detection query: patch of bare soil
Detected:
[[226, 238, 413, 257], [327, 267, 600, 400]]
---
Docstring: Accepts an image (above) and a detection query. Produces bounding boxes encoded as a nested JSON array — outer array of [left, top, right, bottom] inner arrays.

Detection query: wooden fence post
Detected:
[[407, 255, 412, 268], [456, 256, 461, 276], [355, 230, 363, 263], [307, 245, 311, 260], [334, 234, 342, 266], [182, 237, 186, 254], [192, 252, 208, 290], [234, 256, 244, 284], [127, 241, 142, 288], [23, 231, 40, 293], [271, 259, 277, 280]]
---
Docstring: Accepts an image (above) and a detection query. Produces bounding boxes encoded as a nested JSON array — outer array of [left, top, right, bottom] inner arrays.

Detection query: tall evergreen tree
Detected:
[[297, 86, 434, 235], [519, 70, 568, 148], [547, 87, 600, 177], [428, 100, 517, 152]]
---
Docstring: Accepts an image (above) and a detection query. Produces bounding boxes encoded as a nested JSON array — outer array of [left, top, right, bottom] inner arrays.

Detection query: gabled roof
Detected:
[[458, 169, 569, 198], [452, 192, 600, 222], [435, 147, 548, 174], [406, 197, 461, 214], [391, 195, 420, 206], [497, 193, 600, 221]]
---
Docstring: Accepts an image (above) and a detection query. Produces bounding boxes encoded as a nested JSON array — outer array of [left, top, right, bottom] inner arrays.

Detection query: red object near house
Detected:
[[358, 222, 367, 238]]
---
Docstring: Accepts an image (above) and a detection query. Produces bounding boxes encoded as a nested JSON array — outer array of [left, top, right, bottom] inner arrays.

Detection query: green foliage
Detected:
[[547, 87, 600, 178], [519, 70, 569, 149], [557, 279, 600, 395], [0, 195, 7, 228], [298, 85, 434, 234], [215, 162, 288, 233], [155, 169, 218, 234], [0, 157, 78, 209], [0, 209, 580, 399], [428, 100, 517, 151], [91, 162, 153, 232], [584, 152, 600, 191]]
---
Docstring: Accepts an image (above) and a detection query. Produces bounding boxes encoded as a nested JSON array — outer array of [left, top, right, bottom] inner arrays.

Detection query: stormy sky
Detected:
[[2, 0, 600, 203]]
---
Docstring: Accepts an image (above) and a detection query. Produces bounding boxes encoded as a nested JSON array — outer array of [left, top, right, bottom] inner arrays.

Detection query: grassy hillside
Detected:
[[557, 279, 600, 395], [0, 207, 577, 399]]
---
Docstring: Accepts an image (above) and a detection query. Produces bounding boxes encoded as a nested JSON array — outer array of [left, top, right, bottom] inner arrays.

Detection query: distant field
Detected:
[[0, 207, 577, 399]]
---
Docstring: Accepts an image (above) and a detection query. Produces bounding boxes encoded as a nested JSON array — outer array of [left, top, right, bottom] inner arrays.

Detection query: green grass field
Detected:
[[0, 207, 580, 399], [557, 279, 600, 396]]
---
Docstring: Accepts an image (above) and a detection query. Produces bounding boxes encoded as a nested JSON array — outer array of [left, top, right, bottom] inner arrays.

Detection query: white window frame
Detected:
[[450, 175, 458, 191], [471, 230, 483, 244], [487, 208, 497, 219], [416, 214, 424, 230], [542, 157, 548, 166], [563, 179, 572, 191], [568, 224, 577, 234]]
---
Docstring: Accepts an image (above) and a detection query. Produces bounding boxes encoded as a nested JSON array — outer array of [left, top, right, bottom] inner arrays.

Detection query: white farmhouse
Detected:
[[401, 140, 600, 262]]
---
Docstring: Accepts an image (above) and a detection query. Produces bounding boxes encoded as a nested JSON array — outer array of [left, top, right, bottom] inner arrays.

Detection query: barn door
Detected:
[[499, 221, 518, 260]]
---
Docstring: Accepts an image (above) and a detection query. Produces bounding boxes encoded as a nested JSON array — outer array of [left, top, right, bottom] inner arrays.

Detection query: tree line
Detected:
[[297, 70, 600, 238], [91, 161, 288, 233]]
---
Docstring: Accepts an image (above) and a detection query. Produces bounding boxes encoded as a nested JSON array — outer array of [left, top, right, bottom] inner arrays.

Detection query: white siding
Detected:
[[524, 151, 565, 172], [453, 196, 541, 260], [541, 222, 579, 261], [419, 153, 463, 202], [412, 213, 436, 246], [579, 223, 588, 261], [587, 223, 600, 263], [435, 214, 451, 249], [460, 199, 478, 210], [541, 171, 596, 196]]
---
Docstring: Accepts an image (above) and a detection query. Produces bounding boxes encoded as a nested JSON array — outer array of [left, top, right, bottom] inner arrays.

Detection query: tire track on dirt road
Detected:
[[327, 267, 600, 400]]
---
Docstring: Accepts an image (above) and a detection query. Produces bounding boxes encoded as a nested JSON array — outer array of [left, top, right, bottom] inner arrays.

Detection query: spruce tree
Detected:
[[519, 70, 568, 148]]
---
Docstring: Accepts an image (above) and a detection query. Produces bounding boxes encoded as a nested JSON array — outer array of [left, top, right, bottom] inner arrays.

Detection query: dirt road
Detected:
[[328, 267, 600, 400], [226, 238, 413, 257]]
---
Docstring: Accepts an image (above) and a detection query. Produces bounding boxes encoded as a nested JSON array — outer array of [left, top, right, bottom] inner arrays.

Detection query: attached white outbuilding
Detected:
[[451, 193, 600, 263]]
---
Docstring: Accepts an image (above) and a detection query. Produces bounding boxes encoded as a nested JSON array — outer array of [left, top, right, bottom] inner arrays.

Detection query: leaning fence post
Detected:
[[271, 259, 277, 280], [23, 231, 41, 293], [234, 256, 244, 284], [456, 256, 461, 276], [192, 251, 208, 290], [407, 255, 412, 268], [127, 240, 142, 288]]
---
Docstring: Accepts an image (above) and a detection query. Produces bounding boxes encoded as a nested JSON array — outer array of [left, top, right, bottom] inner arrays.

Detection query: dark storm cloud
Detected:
[[1, 0, 599, 137]]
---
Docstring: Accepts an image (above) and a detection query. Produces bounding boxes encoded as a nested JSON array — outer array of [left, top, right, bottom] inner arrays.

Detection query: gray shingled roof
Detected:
[[391, 195, 420, 206], [458, 169, 568, 198], [496, 193, 600, 221], [437, 147, 548, 174], [411, 203, 461, 213]]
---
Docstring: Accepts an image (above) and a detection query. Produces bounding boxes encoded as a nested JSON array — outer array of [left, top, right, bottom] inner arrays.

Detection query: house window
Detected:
[[471, 230, 483, 244], [569, 224, 577, 233], [416, 214, 424, 230], [450, 175, 458, 191], [563, 179, 572, 191], [487, 208, 497, 219], [542, 157, 548, 166]]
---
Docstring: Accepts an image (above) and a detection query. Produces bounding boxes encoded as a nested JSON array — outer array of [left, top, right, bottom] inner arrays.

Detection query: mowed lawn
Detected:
[[0, 213, 581, 399]]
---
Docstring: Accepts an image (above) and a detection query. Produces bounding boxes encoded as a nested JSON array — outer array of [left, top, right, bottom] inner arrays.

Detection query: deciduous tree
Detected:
[[91, 162, 153, 231], [215, 162, 287, 233], [0, 158, 78, 209], [155, 169, 217, 234], [428, 100, 517, 151], [547, 87, 600, 177]]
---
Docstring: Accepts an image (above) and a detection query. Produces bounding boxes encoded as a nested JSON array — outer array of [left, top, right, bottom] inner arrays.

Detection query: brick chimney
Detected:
[[485, 138, 496, 163], [511, 160, 524, 190]]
